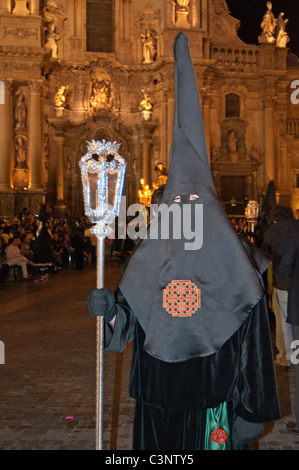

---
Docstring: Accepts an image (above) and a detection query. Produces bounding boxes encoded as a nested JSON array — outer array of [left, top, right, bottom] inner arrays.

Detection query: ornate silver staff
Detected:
[[245, 200, 259, 242], [79, 140, 126, 450]]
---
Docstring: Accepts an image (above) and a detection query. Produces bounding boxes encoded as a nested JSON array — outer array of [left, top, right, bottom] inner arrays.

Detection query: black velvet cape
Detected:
[[104, 240, 280, 450]]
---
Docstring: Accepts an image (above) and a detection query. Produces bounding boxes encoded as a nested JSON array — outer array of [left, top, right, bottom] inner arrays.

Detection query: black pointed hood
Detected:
[[262, 180, 276, 215], [119, 33, 265, 363], [255, 180, 277, 248], [161, 33, 215, 203]]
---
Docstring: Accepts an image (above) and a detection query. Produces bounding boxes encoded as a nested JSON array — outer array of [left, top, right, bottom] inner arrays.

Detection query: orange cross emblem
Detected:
[[163, 280, 201, 317]]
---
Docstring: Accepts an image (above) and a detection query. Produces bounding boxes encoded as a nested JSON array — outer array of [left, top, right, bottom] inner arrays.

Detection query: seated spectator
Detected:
[[83, 235, 92, 266], [71, 228, 84, 270], [51, 232, 63, 267], [0, 226, 4, 251], [5, 236, 29, 280], [20, 233, 34, 261], [2, 225, 13, 247]]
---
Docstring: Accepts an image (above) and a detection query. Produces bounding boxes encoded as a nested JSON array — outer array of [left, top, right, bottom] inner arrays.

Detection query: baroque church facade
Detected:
[[1, 0, 299, 217]]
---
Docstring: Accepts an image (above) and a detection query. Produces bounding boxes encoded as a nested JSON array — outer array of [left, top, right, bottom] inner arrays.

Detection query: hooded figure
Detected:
[[254, 180, 277, 249], [119, 33, 267, 363], [31, 204, 53, 280], [87, 33, 280, 450]]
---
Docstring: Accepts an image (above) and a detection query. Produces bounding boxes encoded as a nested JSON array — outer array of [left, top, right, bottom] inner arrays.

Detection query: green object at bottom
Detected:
[[204, 402, 231, 450]]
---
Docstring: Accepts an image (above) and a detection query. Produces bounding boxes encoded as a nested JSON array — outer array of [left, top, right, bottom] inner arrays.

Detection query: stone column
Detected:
[[53, 135, 66, 217], [263, 98, 275, 185], [0, 0, 11, 13], [28, 80, 43, 192], [12, 0, 30, 15], [0, 79, 13, 191], [141, 138, 152, 185], [47, 117, 70, 215], [30, 0, 39, 15], [136, 121, 157, 187], [192, 0, 199, 28]]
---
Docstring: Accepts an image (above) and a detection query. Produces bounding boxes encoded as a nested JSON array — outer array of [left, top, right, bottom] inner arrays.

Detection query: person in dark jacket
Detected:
[[277, 220, 299, 434], [31, 205, 53, 282], [262, 205, 296, 366]]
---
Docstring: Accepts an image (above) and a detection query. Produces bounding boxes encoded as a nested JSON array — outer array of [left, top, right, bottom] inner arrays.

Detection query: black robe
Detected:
[[104, 241, 280, 451]]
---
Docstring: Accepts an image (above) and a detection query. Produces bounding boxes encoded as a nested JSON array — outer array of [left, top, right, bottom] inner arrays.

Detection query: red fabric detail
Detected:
[[163, 280, 200, 317], [210, 428, 228, 444]]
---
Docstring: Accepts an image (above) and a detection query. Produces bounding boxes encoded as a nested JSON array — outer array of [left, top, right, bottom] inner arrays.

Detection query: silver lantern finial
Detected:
[[79, 139, 126, 451]]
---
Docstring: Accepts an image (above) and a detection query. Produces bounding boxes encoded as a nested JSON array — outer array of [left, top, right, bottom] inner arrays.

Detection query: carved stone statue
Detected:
[[15, 93, 27, 131], [54, 86, 67, 117], [259, 1, 276, 44], [227, 130, 238, 162], [139, 90, 153, 112], [176, 0, 190, 12], [43, 0, 66, 58], [15, 135, 28, 169], [154, 161, 168, 188], [139, 90, 153, 121], [141, 29, 157, 64], [45, 21, 60, 58], [276, 12, 289, 48], [54, 86, 66, 107], [174, 0, 191, 28]]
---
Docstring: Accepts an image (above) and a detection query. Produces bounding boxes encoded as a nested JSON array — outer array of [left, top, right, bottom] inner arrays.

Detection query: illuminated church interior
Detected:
[[1, 0, 299, 218]]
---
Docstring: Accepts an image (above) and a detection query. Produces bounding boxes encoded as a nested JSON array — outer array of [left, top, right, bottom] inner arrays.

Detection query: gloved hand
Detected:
[[87, 287, 116, 323]]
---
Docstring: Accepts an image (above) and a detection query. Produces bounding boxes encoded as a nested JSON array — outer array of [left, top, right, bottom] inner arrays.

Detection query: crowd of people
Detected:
[[0, 206, 98, 284]]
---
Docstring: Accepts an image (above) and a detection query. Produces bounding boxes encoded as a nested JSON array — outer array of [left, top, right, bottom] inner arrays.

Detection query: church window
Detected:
[[225, 93, 240, 118], [86, 0, 114, 52]]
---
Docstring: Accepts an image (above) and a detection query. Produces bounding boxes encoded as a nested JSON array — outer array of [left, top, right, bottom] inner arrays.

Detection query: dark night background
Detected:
[[226, 0, 299, 58]]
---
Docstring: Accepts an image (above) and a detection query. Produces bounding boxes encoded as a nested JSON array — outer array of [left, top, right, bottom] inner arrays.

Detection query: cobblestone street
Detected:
[[0, 255, 298, 451]]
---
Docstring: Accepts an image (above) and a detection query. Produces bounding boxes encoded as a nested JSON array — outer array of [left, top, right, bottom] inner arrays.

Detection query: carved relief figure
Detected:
[[214, 0, 229, 15], [259, 1, 276, 44], [276, 12, 289, 48], [249, 146, 262, 164], [15, 93, 27, 131], [90, 79, 111, 110]]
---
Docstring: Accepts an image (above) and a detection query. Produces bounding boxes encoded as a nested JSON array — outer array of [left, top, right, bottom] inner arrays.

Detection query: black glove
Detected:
[[87, 287, 116, 322]]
